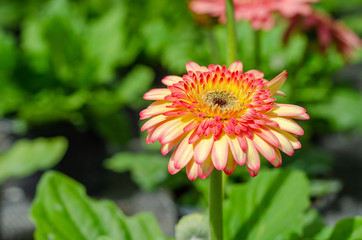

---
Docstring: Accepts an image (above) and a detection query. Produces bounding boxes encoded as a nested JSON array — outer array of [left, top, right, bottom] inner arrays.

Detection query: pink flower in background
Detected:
[[140, 61, 309, 180], [189, 0, 318, 30], [284, 11, 362, 58]]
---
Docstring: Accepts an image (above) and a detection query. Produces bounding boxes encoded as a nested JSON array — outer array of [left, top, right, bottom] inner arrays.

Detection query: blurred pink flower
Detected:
[[140, 61, 308, 180], [189, 0, 318, 30], [284, 11, 362, 58]]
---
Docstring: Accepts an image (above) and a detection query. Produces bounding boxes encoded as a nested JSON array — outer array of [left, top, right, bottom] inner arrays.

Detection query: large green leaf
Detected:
[[224, 169, 310, 240], [324, 217, 362, 240], [31, 171, 169, 240], [104, 152, 168, 191], [0, 137, 68, 184]]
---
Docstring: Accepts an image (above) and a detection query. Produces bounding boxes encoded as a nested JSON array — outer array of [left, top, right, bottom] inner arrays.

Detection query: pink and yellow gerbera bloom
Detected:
[[140, 61, 309, 180]]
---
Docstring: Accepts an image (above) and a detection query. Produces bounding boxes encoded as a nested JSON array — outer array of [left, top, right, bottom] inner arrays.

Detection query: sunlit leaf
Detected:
[[31, 171, 169, 240], [104, 152, 168, 191], [0, 137, 68, 184], [224, 169, 310, 240]]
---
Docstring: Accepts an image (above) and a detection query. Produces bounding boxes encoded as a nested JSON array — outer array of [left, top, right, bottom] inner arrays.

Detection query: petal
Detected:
[[168, 156, 181, 175], [141, 114, 168, 132], [150, 117, 183, 143], [270, 103, 306, 117], [143, 88, 171, 100], [245, 69, 264, 79], [291, 113, 310, 120], [270, 147, 282, 167], [270, 117, 304, 135], [161, 76, 182, 86], [252, 133, 276, 162], [194, 134, 214, 164], [236, 134, 247, 152], [224, 150, 237, 175], [140, 100, 172, 120], [197, 156, 214, 179], [161, 133, 185, 155], [254, 127, 280, 147], [245, 137, 260, 171], [277, 129, 301, 149], [186, 62, 209, 72], [268, 128, 294, 156], [275, 90, 286, 97], [264, 70, 287, 95], [211, 133, 229, 170], [159, 117, 194, 144], [186, 160, 198, 181], [228, 135, 246, 165], [228, 61, 243, 72], [173, 132, 194, 169]]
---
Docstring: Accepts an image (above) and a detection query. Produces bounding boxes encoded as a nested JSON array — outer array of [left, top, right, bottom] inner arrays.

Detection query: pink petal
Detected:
[[186, 160, 198, 181], [141, 114, 168, 132], [245, 69, 264, 79], [270, 147, 282, 168], [211, 133, 229, 170], [245, 137, 260, 172], [161, 76, 182, 86], [224, 151, 237, 175], [292, 113, 310, 120], [228, 61, 243, 72], [161, 134, 185, 155], [173, 132, 194, 169], [186, 62, 209, 72], [255, 127, 280, 147], [270, 104, 306, 117], [139, 100, 171, 120], [269, 128, 294, 156], [194, 134, 214, 164], [252, 134, 276, 162], [159, 117, 194, 144], [264, 70, 287, 95], [228, 135, 246, 165], [270, 117, 304, 135], [143, 88, 171, 100], [197, 156, 214, 179], [168, 156, 181, 175]]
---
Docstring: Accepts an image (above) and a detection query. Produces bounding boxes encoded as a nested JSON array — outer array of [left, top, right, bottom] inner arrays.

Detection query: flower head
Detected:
[[284, 11, 362, 58], [140, 61, 309, 180], [189, 0, 318, 30]]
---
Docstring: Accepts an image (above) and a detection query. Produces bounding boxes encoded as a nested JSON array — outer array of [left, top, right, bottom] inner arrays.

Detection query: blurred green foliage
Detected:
[[31, 171, 170, 240], [0, 137, 67, 184]]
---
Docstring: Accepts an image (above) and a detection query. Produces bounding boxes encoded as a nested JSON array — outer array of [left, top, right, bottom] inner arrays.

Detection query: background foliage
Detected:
[[0, 0, 361, 239]]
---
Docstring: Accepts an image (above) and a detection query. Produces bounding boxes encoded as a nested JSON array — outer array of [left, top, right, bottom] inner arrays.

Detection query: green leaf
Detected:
[[104, 152, 168, 191], [308, 89, 362, 131], [289, 209, 325, 240], [175, 214, 209, 240], [224, 169, 310, 240], [325, 217, 362, 240], [0, 137, 68, 184], [31, 171, 169, 240], [116, 65, 154, 106]]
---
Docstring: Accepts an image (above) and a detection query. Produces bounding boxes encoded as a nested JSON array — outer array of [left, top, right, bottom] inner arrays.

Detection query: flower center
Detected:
[[204, 90, 238, 109]]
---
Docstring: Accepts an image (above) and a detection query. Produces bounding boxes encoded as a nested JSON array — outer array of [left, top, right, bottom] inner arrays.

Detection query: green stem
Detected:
[[289, 42, 311, 103], [254, 30, 261, 68], [206, 28, 220, 63], [226, 0, 238, 66], [209, 170, 223, 240]]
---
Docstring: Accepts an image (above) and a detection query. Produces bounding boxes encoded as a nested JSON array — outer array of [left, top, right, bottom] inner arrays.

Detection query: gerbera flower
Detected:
[[189, 0, 318, 30], [140, 61, 309, 180], [284, 11, 362, 58]]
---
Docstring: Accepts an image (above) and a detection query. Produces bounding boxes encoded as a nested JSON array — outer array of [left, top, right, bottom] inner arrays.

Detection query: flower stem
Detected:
[[209, 170, 223, 240], [206, 28, 220, 63], [226, 0, 238, 66], [254, 30, 261, 68]]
